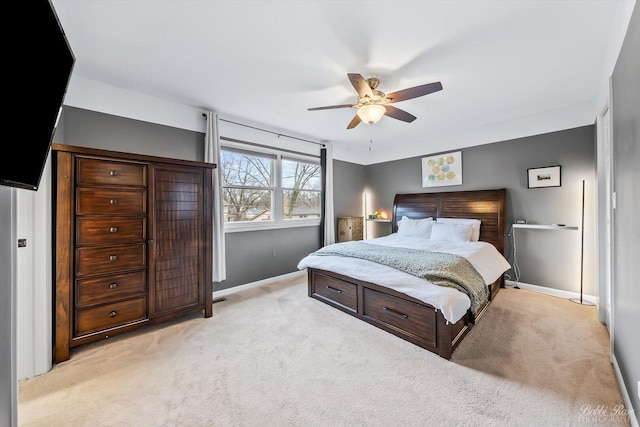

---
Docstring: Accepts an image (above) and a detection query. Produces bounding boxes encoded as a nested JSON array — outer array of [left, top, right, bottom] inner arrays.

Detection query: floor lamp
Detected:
[[570, 180, 594, 306]]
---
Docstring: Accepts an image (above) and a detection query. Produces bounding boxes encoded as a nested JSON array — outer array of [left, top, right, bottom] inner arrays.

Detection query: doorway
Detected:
[[599, 101, 614, 360]]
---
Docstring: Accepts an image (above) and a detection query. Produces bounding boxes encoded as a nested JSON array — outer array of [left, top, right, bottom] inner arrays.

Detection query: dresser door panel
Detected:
[[149, 166, 204, 315]]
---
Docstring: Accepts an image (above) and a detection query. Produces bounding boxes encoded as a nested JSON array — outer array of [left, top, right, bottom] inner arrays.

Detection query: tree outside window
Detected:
[[282, 159, 320, 220], [221, 148, 321, 223], [221, 149, 273, 222]]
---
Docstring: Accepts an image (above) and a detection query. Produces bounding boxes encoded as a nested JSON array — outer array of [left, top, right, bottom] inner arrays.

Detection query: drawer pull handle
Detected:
[[383, 307, 408, 319], [109, 255, 117, 261], [109, 227, 118, 233], [110, 199, 118, 205], [110, 170, 118, 176], [109, 311, 117, 318], [326, 285, 342, 294], [109, 283, 118, 289]]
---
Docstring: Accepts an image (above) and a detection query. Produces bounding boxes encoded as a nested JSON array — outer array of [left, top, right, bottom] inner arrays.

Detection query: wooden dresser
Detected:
[[52, 144, 215, 363]]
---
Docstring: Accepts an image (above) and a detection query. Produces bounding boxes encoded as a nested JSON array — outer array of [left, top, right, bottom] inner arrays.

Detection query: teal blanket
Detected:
[[311, 241, 488, 314]]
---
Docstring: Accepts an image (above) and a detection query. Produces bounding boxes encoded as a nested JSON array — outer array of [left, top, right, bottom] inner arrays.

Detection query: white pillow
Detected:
[[436, 218, 481, 242], [399, 216, 433, 222], [397, 216, 435, 238], [430, 222, 473, 242]]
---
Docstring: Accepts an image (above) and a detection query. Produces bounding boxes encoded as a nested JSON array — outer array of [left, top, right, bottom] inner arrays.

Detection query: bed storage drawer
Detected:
[[310, 270, 357, 312], [362, 287, 436, 344]]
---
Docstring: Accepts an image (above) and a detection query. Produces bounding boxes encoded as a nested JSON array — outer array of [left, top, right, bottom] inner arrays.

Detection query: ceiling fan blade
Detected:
[[348, 73, 374, 98], [386, 82, 443, 104], [347, 114, 362, 129], [384, 105, 417, 123], [307, 104, 353, 111]]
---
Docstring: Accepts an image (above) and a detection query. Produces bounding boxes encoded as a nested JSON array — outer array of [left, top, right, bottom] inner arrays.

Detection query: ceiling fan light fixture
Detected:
[[357, 104, 386, 124], [307, 73, 442, 129]]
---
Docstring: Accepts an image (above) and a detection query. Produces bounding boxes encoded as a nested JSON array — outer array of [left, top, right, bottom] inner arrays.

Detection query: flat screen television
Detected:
[[0, 0, 75, 191]]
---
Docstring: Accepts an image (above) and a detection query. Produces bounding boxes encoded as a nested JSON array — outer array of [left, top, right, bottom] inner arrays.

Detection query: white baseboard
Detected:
[[504, 280, 597, 305], [612, 353, 639, 427], [213, 270, 306, 299]]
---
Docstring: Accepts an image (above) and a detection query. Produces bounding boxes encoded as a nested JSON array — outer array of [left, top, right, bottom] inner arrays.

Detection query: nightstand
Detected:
[[337, 217, 364, 242]]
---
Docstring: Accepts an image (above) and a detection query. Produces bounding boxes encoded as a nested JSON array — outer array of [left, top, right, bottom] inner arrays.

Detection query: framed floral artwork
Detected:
[[421, 151, 462, 187]]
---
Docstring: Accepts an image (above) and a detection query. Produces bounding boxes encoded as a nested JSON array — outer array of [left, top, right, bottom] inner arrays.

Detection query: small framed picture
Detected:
[[527, 165, 561, 188]]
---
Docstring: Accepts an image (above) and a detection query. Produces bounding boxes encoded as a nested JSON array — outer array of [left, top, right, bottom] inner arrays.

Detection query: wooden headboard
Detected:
[[392, 189, 507, 255]]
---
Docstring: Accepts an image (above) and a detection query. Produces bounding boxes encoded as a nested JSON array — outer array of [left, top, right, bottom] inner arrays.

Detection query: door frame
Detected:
[[596, 78, 615, 360]]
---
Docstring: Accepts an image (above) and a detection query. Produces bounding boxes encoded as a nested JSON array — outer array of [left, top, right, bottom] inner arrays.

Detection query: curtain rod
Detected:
[[220, 136, 320, 159], [202, 114, 325, 147]]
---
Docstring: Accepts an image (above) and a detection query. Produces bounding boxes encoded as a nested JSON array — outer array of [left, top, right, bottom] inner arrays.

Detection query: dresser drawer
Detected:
[[75, 297, 147, 336], [76, 243, 146, 276], [311, 271, 357, 312], [76, 158, 145, 187], [76, 217, 146, 245], [76, 188, 146, 215], [363, 288, 436, 343], [76, 270, 146, 307]]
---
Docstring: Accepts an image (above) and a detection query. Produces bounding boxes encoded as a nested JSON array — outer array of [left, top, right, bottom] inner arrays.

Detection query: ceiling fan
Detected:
[[308, 73, 443, 129]]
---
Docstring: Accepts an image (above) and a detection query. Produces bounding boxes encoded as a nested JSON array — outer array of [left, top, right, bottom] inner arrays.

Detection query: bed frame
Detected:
[[307, 188, 507, 359]]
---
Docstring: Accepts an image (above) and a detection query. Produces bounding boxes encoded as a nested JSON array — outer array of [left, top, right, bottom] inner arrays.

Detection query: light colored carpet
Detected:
[[18, 272, 629, 426]]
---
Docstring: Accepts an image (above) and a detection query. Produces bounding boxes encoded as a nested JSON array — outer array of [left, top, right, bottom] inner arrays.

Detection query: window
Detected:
[[221, 148, 274, 223], [221, 144, 321, 229], [281, 158, 321, 220]]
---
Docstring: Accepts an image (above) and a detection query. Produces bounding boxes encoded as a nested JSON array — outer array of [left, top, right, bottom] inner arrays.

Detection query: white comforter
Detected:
[[297, 234, 511, 324]]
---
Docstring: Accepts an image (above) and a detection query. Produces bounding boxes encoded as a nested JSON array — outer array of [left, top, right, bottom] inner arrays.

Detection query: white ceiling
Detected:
[[51, 0, 635, 165]]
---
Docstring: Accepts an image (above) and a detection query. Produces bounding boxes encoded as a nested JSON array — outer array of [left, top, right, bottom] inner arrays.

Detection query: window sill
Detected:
[[225, 220, 320, 233]]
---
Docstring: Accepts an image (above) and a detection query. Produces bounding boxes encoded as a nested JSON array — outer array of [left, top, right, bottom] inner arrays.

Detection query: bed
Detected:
[[297, 189, 509, 359]]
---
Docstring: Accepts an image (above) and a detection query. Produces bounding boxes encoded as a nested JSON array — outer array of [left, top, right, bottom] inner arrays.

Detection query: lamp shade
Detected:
[[357, 104, 386, 124]]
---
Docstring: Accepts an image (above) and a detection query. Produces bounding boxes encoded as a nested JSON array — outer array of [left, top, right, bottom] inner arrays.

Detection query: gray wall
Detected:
[[611, 2, 640, 417], [0, 188, 16, 427], [219, 227, 319, 290], [364, 125, 596, 295], [333, 159, 366, 238], [63, 107, 204, 161], [59, 107, 321, 291], [333, 160, 365, 218]]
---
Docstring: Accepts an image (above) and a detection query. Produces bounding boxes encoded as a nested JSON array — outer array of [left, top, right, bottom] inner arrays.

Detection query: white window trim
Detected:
[[221, 140, 321, 233], [225, 219, 321, 233]]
